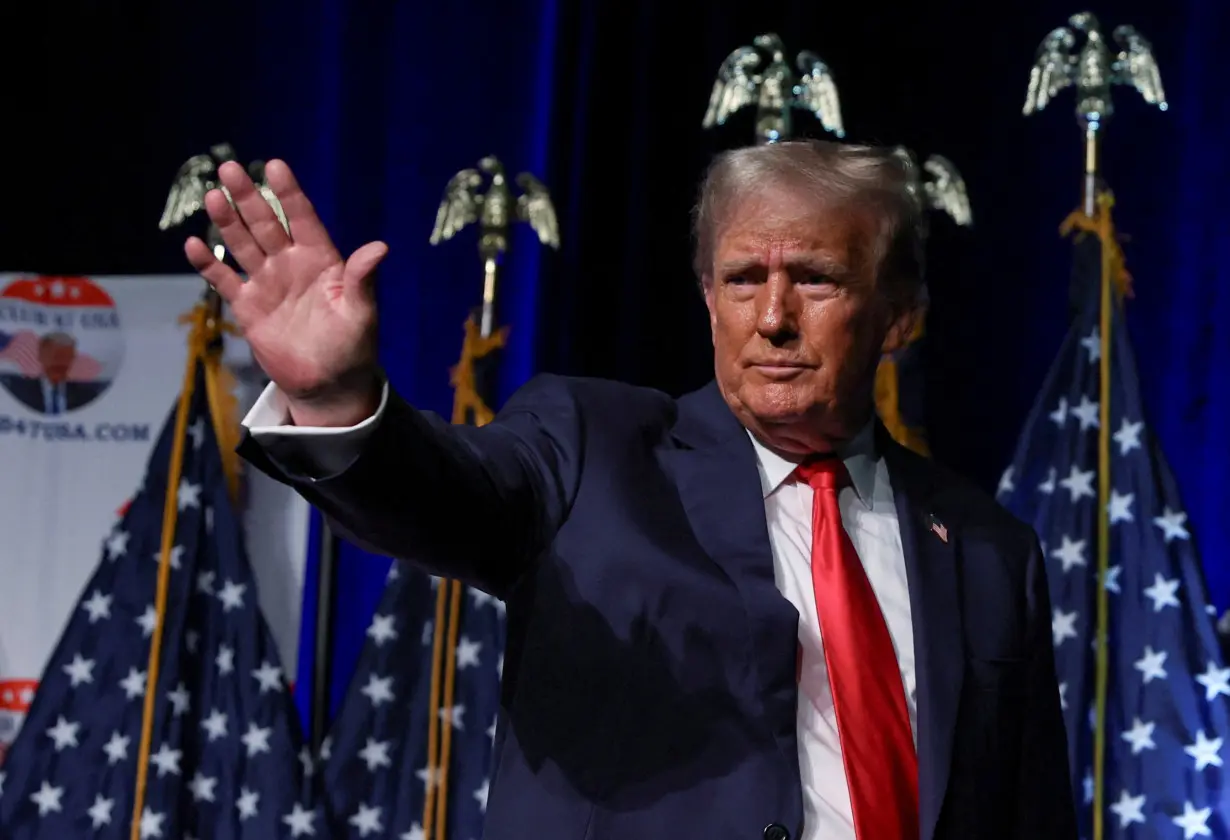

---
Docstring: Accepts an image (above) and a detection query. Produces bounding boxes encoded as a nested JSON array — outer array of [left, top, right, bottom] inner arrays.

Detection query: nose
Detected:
[[755, 271, 798, 342]]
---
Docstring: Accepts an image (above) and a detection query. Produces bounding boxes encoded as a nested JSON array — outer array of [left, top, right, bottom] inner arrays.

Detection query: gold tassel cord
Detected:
[[421, 579, 450, 840], [433, 579, 465, 840], [203, 352, 242, 504], [1092, 195, 1115, 840], [1059, 199, 1134, 302], [874, 316, 930, 457], [450, 318, 510, 427], [128, 299, 224, 840], [1061, 193, 1126, 840], [421, 314, 508, 840]]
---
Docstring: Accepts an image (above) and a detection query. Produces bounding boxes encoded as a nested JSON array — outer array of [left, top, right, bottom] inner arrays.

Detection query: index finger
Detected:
[[265, 160, 337, 252]]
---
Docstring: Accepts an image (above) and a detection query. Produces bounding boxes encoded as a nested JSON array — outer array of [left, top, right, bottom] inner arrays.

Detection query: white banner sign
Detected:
[[0, 273, 309, 751]]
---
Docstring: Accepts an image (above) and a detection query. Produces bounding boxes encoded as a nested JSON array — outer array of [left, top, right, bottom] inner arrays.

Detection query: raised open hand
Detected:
[[185, 160, 387, 426]]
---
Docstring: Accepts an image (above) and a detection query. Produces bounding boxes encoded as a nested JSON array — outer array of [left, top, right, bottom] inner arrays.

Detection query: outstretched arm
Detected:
[[240, 373, 584, 599]]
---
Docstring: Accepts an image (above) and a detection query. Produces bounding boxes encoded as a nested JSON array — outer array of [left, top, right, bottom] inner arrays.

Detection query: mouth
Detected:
[[748, 362, 812, 380]]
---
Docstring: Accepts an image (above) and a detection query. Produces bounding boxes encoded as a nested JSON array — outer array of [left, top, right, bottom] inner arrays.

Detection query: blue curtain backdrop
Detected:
[[4, 0, 1227, 733]]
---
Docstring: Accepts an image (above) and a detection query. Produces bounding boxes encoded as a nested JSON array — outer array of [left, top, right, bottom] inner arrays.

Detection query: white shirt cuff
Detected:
[[242, 381, 389, 476]]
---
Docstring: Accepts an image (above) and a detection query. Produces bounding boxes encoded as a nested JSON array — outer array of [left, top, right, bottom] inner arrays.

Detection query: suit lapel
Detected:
[[658, 384, 802, 766], [881, 431, 964, 840]]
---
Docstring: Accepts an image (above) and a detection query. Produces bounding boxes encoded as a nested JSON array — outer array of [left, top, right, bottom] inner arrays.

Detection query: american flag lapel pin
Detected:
[[929, 513, 949, 544]]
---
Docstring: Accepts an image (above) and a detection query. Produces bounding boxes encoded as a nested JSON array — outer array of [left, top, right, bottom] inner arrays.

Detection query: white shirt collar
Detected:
[[747, 423, 879, 504]]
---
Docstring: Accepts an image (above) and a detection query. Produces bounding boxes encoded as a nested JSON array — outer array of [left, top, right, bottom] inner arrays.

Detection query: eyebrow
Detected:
[[716, 253, 851, 278]]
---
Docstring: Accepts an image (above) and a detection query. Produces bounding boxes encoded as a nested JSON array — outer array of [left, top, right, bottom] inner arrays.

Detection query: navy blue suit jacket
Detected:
[[240, 374, 1077, 840], [0, 374, 107, 414]]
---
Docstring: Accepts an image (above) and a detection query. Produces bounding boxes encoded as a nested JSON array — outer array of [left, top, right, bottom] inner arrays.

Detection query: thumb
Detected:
[[341, 241, 389, 299]]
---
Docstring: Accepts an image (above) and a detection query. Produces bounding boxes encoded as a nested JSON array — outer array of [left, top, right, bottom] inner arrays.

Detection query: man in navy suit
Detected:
[[0, 333, 107, 414], [188, 141, 1076, 840]]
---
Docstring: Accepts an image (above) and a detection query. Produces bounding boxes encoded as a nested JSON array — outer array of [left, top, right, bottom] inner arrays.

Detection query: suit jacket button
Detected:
[[763, 823, 789, 840]]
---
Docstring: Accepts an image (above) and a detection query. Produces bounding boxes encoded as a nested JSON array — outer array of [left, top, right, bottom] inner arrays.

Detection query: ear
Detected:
[[880, 300, 925, 357], [702, 275, 718, 338]]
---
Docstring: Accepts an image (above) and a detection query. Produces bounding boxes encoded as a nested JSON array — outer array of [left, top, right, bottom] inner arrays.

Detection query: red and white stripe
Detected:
[[0, 330, 41, 376]]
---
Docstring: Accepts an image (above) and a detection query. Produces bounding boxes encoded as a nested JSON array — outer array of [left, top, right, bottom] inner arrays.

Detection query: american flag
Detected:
[[0, 330, 40, 376], [68, 353, 104, 382], [0, 361, 321, 838], [320, 314, 507, 840], [996, 223, 1230, 838]]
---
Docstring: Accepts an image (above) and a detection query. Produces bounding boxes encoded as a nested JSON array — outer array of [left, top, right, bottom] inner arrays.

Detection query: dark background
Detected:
[[3, 0, 1226, 717]]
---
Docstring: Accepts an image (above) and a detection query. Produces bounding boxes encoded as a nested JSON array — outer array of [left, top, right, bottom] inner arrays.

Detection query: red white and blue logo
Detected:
[[0, 276, 124, 416]]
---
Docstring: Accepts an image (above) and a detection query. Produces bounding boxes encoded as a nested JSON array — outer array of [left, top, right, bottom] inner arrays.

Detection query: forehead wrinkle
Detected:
[[718, 220, 853, 275], [716, 248, 847, 277]]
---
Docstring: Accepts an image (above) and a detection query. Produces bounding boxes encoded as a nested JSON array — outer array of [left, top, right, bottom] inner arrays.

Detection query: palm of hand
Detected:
[[184, 160, 388, 402], [233, 250, 366, 399]]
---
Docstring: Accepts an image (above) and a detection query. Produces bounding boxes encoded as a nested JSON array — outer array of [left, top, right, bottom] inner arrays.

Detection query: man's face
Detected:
[[39, 341, 76, 384], [703, 188, 917, 454]]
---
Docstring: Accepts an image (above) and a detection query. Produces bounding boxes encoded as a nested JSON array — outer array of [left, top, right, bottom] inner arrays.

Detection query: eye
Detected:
[[725, 274, 751, 285], [799, 273, 835, 285]]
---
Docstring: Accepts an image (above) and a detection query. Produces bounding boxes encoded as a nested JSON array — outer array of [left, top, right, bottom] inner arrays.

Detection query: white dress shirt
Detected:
[[40, 378, 67, 415], [747, 429, 916, 840], [242, 383, 917, 840]]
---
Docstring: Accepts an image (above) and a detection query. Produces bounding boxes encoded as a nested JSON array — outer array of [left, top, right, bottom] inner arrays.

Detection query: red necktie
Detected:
[[796, 459, 919, 840]]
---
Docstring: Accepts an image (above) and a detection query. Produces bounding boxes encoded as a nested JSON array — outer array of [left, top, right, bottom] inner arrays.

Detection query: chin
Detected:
[[737, 383, 814, 425]]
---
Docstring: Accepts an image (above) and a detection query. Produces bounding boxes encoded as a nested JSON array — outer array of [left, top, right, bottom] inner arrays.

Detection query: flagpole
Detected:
[[1023, 17, 1166, 837], [310, 521, 339, 749], [146, 144, 295, 833], [127, 291, 219, 840], [1091, 195, 1114, 840], [421, 316, 511, 840], [427, 315, 510, 840], [1082, 125, 1100, 217], [161, 143, 324, 749], [1056, 189, 1120, 840], [423, 156, 558, 840]]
